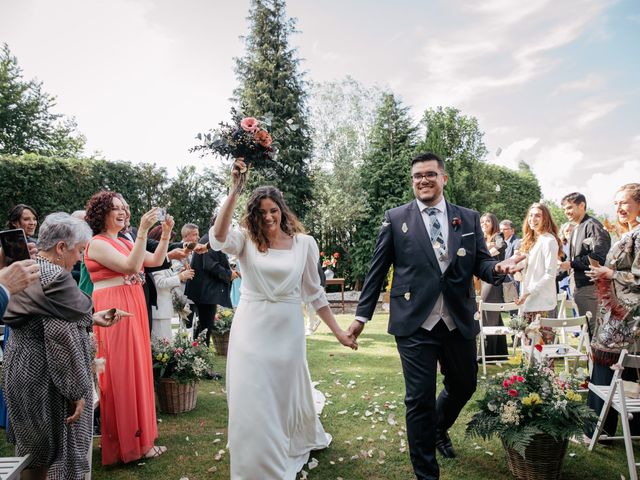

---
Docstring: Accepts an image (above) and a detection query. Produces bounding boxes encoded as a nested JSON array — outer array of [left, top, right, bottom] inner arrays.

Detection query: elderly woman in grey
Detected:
[[2, 213, 128, 480]]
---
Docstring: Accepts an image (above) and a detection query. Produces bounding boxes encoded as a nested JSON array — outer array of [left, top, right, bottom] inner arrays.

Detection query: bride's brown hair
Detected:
[[241, 186, 306, 252]]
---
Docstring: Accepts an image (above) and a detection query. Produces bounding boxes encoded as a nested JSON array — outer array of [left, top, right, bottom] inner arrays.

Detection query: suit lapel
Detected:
[[407, 202, 440, 271], [445, 202, 462, 272]]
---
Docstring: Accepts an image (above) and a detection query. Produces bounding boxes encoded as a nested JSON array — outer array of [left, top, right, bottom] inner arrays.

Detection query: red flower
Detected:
[[534, 344, 543, 352], [333, 252, 340, 259], [516, 376, 524, 382], [451, 217, 462, 226], [508, 389, 518, 397], [503, 380, 510, 388], [192, 342, 198, 347], [254, 129, 272, 147]]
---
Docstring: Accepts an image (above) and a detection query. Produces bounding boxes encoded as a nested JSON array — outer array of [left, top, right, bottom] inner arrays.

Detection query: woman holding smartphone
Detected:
[[84, 191, 172, 464]]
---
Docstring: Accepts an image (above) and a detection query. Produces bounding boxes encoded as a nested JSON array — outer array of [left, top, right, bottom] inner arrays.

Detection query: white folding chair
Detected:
[[527, 313, 592, 375], [588, 349, 640, 480], [0, 454, 31, 480], [476, 300, 520, 376]]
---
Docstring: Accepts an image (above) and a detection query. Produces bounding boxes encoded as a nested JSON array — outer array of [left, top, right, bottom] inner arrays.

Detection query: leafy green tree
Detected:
[[417, 106, 490, 211], [305, 77, 382, 282], [350, 93, 417, 284], [483, 161, 542, 232], [164, 166, 226, 238], [0, 43, 85, 157], [233, 0, 313, 218]]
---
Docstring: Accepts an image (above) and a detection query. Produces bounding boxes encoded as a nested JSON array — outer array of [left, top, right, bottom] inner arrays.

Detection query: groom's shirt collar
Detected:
[[416, 196, 446, 214]]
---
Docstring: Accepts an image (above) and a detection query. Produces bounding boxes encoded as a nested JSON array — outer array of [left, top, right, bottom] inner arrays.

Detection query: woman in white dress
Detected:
[[515, 202, 562, 343], [211, 159, 358, 479]]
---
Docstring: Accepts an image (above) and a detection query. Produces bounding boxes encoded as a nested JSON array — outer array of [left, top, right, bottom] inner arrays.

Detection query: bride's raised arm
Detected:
[[213, 159, 246, 244]]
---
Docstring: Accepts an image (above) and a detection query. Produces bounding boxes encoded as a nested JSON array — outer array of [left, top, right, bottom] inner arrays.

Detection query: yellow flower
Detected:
[[162, 353, 169, 362], [566, 390, 582, 402], [156, 354, 163, 361], [522, 393, 542, 406]]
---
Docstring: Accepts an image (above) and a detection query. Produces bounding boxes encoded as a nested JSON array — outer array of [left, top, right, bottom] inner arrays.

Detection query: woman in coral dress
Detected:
[[84, 191, 173, 464]]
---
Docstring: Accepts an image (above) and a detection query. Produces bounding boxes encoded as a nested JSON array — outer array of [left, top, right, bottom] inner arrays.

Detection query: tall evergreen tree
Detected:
[[351, 93, 417, 283], [0, 43, 85, 157], [417, 106, 490, 212], [233, 0, 312, 218]]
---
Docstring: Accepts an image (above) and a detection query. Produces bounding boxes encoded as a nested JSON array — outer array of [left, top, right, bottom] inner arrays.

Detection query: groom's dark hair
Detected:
[[411, 152, 445, 171]]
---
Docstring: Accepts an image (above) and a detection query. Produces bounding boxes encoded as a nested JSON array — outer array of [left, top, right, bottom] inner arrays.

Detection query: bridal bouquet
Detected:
[[192, 113, 277, 166], [172, 289, 193, 324]]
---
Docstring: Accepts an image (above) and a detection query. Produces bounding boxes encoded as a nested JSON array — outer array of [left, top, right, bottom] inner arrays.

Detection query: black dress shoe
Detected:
[[435, 431, 456, 458]]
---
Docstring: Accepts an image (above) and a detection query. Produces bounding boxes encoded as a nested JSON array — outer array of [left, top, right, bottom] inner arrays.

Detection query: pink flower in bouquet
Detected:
[[240, 117, 259, 133], [508, 389, 518, 397], [254, 129, 272, 148]]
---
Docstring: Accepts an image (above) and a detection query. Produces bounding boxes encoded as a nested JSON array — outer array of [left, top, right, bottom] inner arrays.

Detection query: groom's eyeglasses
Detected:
[[412, 172, 440, 182]]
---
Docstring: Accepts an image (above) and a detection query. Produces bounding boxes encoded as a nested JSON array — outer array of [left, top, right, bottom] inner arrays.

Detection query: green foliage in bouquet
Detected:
[[152, 332, 215, 384], [212, 307, 234, 335], [466, 361, 597, 457]]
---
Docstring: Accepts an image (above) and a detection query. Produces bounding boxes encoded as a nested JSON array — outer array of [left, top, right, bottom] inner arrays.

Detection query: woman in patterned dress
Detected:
[[84, 191, 173, 464], [2, 213, 126, 480]]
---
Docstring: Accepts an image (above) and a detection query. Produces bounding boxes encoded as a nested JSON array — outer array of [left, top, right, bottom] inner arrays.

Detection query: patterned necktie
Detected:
[[426, 207, 446, 251]]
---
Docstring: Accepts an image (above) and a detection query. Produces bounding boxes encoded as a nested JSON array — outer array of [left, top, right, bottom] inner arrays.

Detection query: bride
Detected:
[[210, 159, 357, 479]]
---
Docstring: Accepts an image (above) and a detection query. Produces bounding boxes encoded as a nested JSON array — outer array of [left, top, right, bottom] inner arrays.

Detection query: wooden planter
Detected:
[[503, 433, 568, 480], [212, 332, 230, 356], [157, 378, 197, 414]]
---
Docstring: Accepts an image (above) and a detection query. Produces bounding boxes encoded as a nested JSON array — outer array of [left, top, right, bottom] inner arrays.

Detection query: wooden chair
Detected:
[[476, 300, 520, 376], [588, 349, 640, 480], [526, 313, 591, 375]]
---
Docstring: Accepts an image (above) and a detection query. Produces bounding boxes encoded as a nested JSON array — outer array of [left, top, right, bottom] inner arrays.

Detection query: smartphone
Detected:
[[104, 308, 117, 320], [157, 207, 167, 222], [588, 257, 601, 268], [0, 228, 30, 265]]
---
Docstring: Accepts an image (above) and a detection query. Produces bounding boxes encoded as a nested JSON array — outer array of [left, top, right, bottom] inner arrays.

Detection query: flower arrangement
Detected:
[[466, 361, 597, 456], [508, 313, 528, 335], [212, 307, 234, 335], [320, 251, 340, 269], [152, 332, 215, 384]]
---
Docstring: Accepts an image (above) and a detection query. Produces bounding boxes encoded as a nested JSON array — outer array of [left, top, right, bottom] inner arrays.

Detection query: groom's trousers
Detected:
[[395, 320, 478, 480]]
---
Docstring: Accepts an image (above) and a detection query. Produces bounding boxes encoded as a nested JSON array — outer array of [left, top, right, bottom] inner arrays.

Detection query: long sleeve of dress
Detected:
[[209, 227, 246, 258], [301, 236, 329, 312], [43, 315, 92, 402], [153, 269, 182, 290]]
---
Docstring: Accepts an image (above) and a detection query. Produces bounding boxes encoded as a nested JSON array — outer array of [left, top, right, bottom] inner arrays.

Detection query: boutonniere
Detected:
[[452, 217, 462, 230]]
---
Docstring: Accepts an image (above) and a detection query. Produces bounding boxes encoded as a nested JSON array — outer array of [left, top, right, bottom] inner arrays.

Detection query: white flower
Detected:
[[457, 248, 466, 257]]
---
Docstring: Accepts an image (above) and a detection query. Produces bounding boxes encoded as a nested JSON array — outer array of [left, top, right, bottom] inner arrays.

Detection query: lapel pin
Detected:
[[432, 241, 441, 250], [402, 222, 408, 233], [404, 292, 411, 301], [457, 248, 466, 257]]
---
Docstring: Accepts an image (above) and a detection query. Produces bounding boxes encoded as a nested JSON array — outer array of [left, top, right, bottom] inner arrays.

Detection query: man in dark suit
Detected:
[[184, 217, 235, 346], [558, 192, 610, 336], [499, 219, 521, 303], [348, 153, 521, 480]]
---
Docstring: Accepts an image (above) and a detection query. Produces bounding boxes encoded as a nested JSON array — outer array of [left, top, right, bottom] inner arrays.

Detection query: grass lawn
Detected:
[[1, 313, 631, 479]]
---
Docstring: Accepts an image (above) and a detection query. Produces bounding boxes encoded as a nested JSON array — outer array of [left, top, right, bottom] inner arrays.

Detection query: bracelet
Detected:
[[160, 236, 170, 241], [137, 235, 147, 241]]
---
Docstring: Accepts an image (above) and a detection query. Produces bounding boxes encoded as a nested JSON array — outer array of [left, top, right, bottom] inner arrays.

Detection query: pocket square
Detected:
[[461, 232, 475, 237]]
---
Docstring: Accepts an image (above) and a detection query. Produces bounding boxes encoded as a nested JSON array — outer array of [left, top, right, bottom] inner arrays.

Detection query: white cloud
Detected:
[[575, 100, 620, 128], [553, 73, 605, 94]]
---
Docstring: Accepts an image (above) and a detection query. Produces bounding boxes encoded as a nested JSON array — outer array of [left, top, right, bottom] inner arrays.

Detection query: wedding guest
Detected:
[[2, 212, 126, 480], [559, 192, 610, 336], [347, 152, 521, 479], [499, 219, 521, 303], [70, 210, 87, 284], [185, 215, 234, 346], [515, 203, 562, 343], [6, 203, 38, 241], [211, 160, 357, 478], [84, 191, 171, 464], [149, 226, 195, 341], [557, 222, 576, 300], [480, 212, 508, 360], [585, 183, 640, 441]]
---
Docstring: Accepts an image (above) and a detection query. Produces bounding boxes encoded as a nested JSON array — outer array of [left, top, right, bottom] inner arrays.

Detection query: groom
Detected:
[[348, 152, 522, 480]]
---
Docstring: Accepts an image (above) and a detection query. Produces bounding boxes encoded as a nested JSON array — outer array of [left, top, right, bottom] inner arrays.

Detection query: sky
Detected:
[[1, 0, 638, 216]]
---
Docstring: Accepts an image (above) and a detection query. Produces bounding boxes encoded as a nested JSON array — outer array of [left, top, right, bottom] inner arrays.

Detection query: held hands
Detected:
[[335, 329, 358, 350], [346, 320, 365, 341], [494, 253, 527, 275], [93, 308, 133, 327]]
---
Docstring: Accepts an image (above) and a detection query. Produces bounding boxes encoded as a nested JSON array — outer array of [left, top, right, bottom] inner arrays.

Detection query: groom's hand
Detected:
[[347, 320, 365, 340], [494, 253, 526, 274]]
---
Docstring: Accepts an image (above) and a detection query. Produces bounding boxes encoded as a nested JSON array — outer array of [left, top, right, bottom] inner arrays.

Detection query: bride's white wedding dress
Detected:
[[210, 228, 331, 479]]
